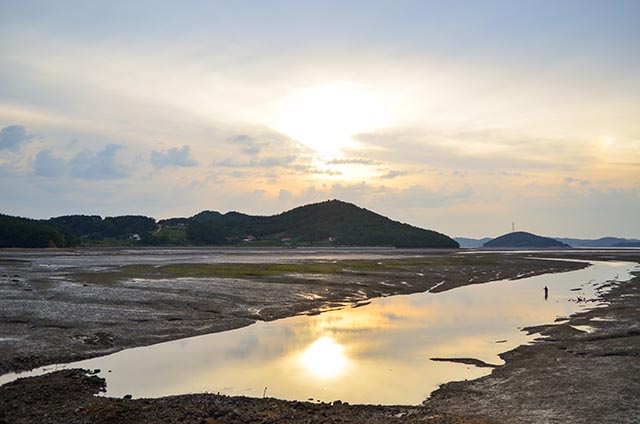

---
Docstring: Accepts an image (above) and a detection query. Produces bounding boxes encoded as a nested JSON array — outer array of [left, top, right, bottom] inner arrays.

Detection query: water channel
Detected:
[[1, 259, 635, 405]]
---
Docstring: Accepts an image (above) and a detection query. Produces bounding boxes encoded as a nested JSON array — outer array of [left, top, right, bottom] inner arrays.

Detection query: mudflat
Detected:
[[0, 248, 583, 374], [1, 248, 638, 423]]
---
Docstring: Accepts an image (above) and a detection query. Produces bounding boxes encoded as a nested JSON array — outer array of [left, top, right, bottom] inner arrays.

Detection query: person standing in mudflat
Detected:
[[544, 286, 549, 300]]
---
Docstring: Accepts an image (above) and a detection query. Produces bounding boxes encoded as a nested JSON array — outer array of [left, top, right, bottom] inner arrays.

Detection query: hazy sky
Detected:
[[1, 0, 639, 238]]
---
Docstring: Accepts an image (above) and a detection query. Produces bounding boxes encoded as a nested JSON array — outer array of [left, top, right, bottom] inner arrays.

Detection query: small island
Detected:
[[482, 231, 570, 249]]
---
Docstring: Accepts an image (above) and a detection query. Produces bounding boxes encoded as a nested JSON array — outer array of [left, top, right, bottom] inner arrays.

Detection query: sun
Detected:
[[273, 81, 389, 157]]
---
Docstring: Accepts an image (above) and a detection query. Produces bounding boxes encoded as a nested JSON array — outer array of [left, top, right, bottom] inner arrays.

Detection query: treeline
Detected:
[[0, 214, 72, 248], [0, 200, 459, 248], [0, 214, 157, 248], [48, 215, 156, 242]]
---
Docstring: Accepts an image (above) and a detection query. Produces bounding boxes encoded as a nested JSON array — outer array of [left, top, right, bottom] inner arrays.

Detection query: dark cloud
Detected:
[[229, 134, 269, 155], [151, 145, 197, 169], [34, 149, 66, 177], [0, 125, 34, 152], [70, 144, 129, 180], [308, 168, 342, 176]]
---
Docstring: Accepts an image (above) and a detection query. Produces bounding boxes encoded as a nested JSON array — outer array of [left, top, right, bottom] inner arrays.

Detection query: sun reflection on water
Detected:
[[300, 337, 349, 379]]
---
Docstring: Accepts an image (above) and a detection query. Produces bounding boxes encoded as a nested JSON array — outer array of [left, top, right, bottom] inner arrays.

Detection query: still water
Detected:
[[2, 260, 635, 405]]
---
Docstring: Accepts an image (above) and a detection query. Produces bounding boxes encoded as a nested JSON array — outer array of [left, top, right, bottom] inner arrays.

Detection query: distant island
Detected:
[[0, 200, 458, 249], [457, 235, 640, 248], [555, 237, 640, 248], [454, 237, 493, 248], [482, 231, 570, 249]]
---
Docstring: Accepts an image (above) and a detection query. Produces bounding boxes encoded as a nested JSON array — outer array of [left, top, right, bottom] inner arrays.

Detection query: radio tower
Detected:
[[512, 222, 515, 233]]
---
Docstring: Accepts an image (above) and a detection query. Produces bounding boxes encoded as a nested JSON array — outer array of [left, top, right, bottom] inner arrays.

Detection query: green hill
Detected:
[[184, 200, 458, 248]]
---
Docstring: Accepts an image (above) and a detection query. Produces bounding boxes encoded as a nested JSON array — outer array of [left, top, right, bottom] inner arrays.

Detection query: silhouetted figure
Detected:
[[544, 286, 549, 301]]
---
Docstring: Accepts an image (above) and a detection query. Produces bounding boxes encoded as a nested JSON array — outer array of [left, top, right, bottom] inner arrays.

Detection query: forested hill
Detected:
[[182, 200, 458, 248], [0, 200, 458, 248]]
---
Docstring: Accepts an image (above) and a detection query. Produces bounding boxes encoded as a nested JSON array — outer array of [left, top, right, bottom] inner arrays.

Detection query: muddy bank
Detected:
[[0, 249, 584, 374], [0, 368, 500, 424]]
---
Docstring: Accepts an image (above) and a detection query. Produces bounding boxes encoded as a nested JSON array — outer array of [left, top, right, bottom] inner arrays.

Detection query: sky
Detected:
[[1, 0, 639, 238]]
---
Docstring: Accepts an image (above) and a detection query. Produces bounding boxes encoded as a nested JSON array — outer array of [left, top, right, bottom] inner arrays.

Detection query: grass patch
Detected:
[[150, 226, 189, 245], [70, 256, 499, 285]]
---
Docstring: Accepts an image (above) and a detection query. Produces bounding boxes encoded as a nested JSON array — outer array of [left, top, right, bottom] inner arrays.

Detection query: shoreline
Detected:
[[422, 262, 640, 423]]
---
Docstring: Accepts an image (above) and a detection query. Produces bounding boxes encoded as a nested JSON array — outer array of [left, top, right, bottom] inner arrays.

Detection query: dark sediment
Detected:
[[430, 358, 500, 368]]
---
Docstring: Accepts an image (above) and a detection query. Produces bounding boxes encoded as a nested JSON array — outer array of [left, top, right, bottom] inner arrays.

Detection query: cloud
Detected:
[[215, 155, 296, 168], [380, 170, 407, 179], [151, 145, 197, 169], [324, 158, 377, 165], [32, 144, 132, 180], [229, 134, 269, 155], [564, 176, 589, 186], [354, 129, 584, 172], [34, 149, 66, 177], [0, 125, 34, 152], [290, 164, 342, 175], [325, 182, 473, 209], [70, 144, 129, 180], [278, 189, 293, 203], [394, 184, 474, 208]]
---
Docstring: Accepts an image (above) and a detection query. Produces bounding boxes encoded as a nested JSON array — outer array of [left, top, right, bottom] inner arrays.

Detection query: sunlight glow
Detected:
[[273, 82, 390, 156], [300, 336, 348, 379]]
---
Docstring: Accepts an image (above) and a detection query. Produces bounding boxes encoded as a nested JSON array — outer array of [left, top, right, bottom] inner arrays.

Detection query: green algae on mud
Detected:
[[70, 255, 499, 284]]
